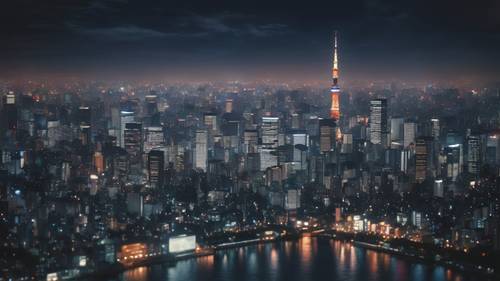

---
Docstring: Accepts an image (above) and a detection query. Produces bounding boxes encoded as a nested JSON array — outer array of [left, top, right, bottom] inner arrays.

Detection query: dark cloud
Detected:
[[0, 0, 499, 81], [73, 25, 169, 41]]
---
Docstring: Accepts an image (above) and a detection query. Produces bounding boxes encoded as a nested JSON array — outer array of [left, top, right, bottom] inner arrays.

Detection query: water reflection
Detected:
[[118, 238, 484, 281]]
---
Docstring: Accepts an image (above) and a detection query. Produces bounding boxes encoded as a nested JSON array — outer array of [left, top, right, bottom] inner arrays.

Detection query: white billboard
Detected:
[[168, 235, 196, 253]]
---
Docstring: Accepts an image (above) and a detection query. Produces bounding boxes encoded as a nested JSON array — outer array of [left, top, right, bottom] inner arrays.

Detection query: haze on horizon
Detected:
[[1, 0, 499, 83]]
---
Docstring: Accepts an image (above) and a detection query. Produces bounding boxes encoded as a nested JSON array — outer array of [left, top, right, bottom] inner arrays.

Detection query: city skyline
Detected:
[[2, 1, 500, 281]]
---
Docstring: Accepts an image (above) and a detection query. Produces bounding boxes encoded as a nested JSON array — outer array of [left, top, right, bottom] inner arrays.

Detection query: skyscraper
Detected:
[[260, 117, 279, 171], [390, 117, 404, 143], [195, 129, 208, 171], [403, 121, 416, 148], [467, 135, 481, 176], [124, 122, 143, 166], [78, 106, 91, 145], [144, 126, 164, 154], [225, 98, 233, 113], [148, 150, 164, 188], [415, 136, 433, 183], [431, 118, 440, 140], [261, 117, 279, 149], [3, 93, 17, 132], [120, 111, 135, 148], [319, 119, 337, 153], [369, 98, 388, 145], [330, 31, 341, 121]]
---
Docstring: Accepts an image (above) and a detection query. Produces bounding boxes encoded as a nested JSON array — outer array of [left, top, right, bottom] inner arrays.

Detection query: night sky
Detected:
[[1, 0, 499, 82]]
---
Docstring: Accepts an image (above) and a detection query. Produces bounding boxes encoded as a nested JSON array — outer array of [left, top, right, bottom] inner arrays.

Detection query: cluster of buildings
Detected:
[[2, 35, 500, 279]]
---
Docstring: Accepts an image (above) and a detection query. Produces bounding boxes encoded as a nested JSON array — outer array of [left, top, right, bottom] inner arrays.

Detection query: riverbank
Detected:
[[81, 232, 496, 280], [79, 235, 296, 280], [318, 233, 497, 279]]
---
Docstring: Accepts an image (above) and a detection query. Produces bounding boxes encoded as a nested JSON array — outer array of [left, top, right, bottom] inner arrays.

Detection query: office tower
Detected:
[[195, 129, 208, 171], [291, 113, 301, 129], [486, 133, 500, 165], [467, 135, 481, 175], [243, 129, 258, 154], [369, 98, 388, 145], [145, 95, 158, 115], [225, 98, 233, 113], [319, 119, 336, 153], [444, 144, 462, 182], [411, 211, 422, 229], [431, 118, 440, 140], [330, 31, 341, 121], [292, 132, 309, 169], [78, 105, 91, 145], [77, 106, 92, 145], [415, 137, 432, 183], [144, 126, 164, 154], [124, 122, 143, 166], [203, 113, 218, 135], [120, 111, 135, 148], [390, 117, 404, 142], [148, 150, 164, 188], [113, 148, 129, 179], [306, 116, 320, 137], [261, 117, 279, 149], [403, 121, 416, 148], [78, 106, 91, 126], [341, 133, 353, 154], [3, 93, 17, 131]]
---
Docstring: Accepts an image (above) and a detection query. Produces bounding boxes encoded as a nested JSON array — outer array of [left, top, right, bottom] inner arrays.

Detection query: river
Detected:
[[113, 237, 483, 281]]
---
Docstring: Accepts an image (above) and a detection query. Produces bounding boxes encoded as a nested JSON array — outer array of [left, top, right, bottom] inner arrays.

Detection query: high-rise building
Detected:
[[431, 118, 440, 140], [144, 126, 164, 154], [225, 98, 233, 113], [403, 121, 416, 148], [3, 93, 17, 131], [341, 133, 353, 154], [79, 106, 91, 146], [261, 117, 279, 149], [292, 132, 309, 169], [145, 95, 158, 115], [415, 137, 433, 183], [444, 144, 462, 182], [195, 129, 208, 171], [467, 135, 481, 176], [148, 150, 164, 188], [203, 113, 218, 135], [369, 98, 388, 145], [390, 117, 404, 142], [319, 119, 336, 153], [486, 133, 500, 165], [124, 122, 143, 166], [330, 31, 341, 121], [243, 129, 258, 154], [120, 111, 135, 148]]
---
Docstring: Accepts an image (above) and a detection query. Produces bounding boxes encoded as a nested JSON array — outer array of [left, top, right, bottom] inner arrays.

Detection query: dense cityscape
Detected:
[[2, 1, 500, 280], [2, 63, 500, 279]]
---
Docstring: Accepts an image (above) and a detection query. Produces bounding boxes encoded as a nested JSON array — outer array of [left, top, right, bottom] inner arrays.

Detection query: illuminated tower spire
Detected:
[[330, 31, 340, 121]]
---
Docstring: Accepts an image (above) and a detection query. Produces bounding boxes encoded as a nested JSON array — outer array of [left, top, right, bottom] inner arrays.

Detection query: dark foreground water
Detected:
[[115, 237, 481, 281]]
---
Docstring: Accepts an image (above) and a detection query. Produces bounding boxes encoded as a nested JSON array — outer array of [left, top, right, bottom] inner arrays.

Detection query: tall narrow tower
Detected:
[[330, 31, 340, 121]]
